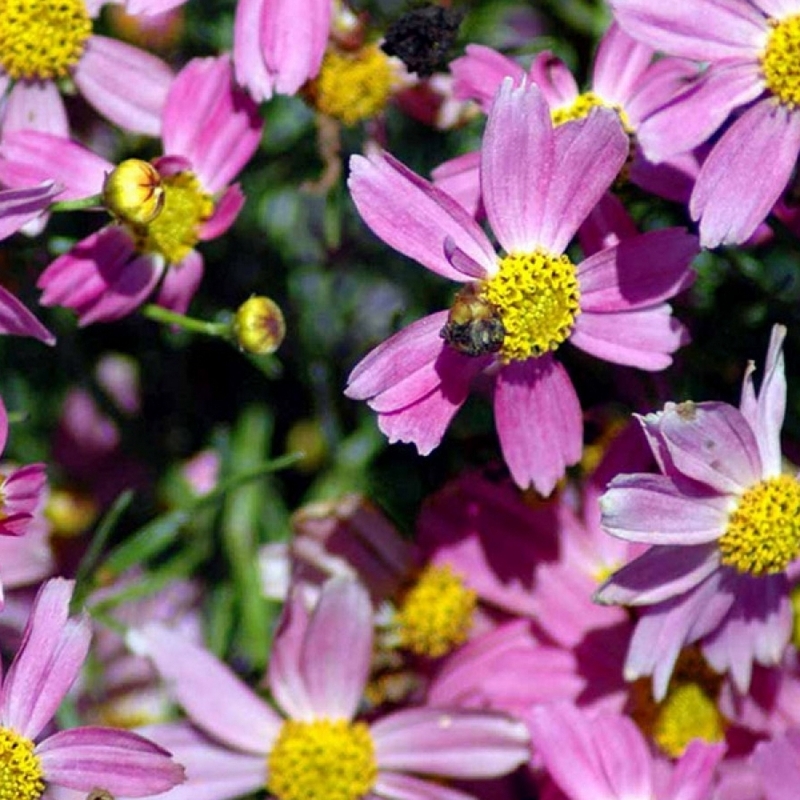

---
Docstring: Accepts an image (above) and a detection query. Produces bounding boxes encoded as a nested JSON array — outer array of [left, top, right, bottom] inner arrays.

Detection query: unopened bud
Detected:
[[103, 159, 165, 226], [45, 487, 98, 537], [234, 296, 286, 355]]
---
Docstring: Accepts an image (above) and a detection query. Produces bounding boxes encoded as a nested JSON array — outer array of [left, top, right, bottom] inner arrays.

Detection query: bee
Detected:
[[440, 284, 505, 357]]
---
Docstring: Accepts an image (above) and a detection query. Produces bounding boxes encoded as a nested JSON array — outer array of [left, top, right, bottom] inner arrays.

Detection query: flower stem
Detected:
[[142, 304, 232, 339], [50, 194, 104, 212]]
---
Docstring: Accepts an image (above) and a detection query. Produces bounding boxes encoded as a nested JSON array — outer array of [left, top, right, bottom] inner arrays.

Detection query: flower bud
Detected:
[[103, 159, 165, 226], [233, 296, 286, 355]]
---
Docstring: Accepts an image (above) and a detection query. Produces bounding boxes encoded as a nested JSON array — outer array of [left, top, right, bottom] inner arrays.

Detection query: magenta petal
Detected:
[[73, 35, 173, 136], [600, 473, 729, 545], [752, 730, 800, 800], [656, 401, 763, 493], [494, 356, 582, 495], [537, 108, 629, 253], [36, 726, 184, 796], [300, 578, 372, 720], [374, 771, 476, 800], [609, 0, 766, 60], [233, 0, 274, 101], [0, 285, 54, 345], [431, 151, 481, 218], [480, 78, 555, 253], [348, 152, 496, 282], [155, 252, 204, 316], [570, 305, 688, 370], [595, 542, 720, 606], [664, 740, 726, 800], [0, 182, 61, 245], [4, 81, 68, 137], [0, 131, 110, 200], [450, 44, 524, 112], [692, 100, 800, 247], [372, 708, 529, 778], [528, 51, 579, 107], [132, 624, 280, 754], [591, 23, 654, 106], [578, 228, 698, 311], [2, 578, 90, 740], [200, 185, 245, 240]]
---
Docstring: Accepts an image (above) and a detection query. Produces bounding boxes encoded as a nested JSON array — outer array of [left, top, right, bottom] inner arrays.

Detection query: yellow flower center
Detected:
[[719, 474, 800, 575], [628, 648, 726, 758], [129, 170, 213, 265], [0, 727, 45, 800], [551, 90, 633, 132], [0, 0, 91, 80], [396, 564, 476, 658], [311, 44, 395, 126], [481, 250, 581, 363], [267, 719, 377, 800], [761, 15, 800, 107]]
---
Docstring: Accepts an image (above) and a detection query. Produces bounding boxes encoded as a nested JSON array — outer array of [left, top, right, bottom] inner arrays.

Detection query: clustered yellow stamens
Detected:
[[719, 474, 800, 575], [551, 91, 634, 133], [482, 250, 580, 363], [0, 727, 45, 800], [310, 44, 395, 126], [761, 15, 800, 107], [792, 583, 800, 648], [396, 564, 477, 658], [0, 0, 91, 80], [628, 648, 726, 758], [267, 719, 377, 800], [129, 171, 213, 265]]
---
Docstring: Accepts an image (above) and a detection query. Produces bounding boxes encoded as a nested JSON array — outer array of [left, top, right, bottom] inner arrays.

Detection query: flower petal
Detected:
[[4, 81, 68, 137], [493, 356, 582, 495], [592, 23, 655, 106]]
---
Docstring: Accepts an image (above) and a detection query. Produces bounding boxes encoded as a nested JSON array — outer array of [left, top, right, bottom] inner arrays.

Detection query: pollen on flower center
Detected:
[[719, 474, 800, 575], [129, 170, 213, 265], [551, 91, 632, 132], [0, 0, 91, 80], [309, 44, 395, 126], [266, 719, 377, 800], [482, 250, 581, 363], [761, 14, 800, 107], [0, 727, 45, 800], [396, 564, 477, 658]]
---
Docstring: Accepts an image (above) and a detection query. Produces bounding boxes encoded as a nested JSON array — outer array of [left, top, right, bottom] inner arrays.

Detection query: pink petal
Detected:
[[0, 394, 8, 459], [609, 0, 767, 60], [374, 771, 476, 800], [36, 726, 185, 796], [1, 578, 91, 739], [528, 51, 579, 106], [637, 59, 764, 162], [130, 624, 280, 754], [162, 56, 262, 192], [0, 286, 53, 344], [536, 108, 629, 254], [450, 44, 524, 112], [480, 78, 555, 253], [570, 305, 689, 370], [493, 356, 582, 495], [372, 708, 529, 778], [348, 152, 496, 282], [599, 473, 730, 545], [155, 251, 204, 315], [591, 22, 655, 106], [431, 151, 481, 218], [753, 730, 800, 800], [577, 228, 698, 311], [692, 100, 800, 247], [4, 81, 68, 137], [73, 35, 173, 136], [233, 0, 275, 101], [200, 184, 245, 240], [0, 183, 61, 248], [0, 131, 110, 200], [595, 542, 720, 606], [664, 741, 726, 800], [299, 578, 372, 719]]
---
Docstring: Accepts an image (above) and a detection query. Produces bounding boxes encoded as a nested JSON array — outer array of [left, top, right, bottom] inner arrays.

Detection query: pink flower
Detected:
[[0, 55, 262, 324], [346, 78, 696, 494], [130, 577, 530, 800], [0, 577, 185, 797], [528, 703, 724, 800], [596, 325, 798, 698], [0, 0, 173, 139], [752, 729, 800, 800], [610, 0, 800, 247], [233, 0, 331, 102]]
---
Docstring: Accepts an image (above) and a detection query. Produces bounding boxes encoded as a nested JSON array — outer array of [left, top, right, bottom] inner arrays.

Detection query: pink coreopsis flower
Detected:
[[0, 577, 185, 799], [610, 0, 800, 247], [346, 78, 697, 494], [130, 577, 530, 800], [528, 703, 724, 800], [0, 55, 262, 323], [233, 0, 331, 102], [0, 0, 173, 139], [596, 325, 799, 699]]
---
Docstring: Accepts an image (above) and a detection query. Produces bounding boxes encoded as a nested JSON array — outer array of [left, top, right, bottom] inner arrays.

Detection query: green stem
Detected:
[[142, 304, 232, 339], [51, 194, 104, 213]]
